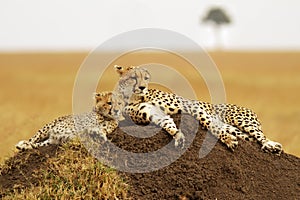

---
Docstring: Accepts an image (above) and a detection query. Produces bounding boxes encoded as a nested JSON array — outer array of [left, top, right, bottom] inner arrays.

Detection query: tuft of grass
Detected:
[[0, 139, 129, 200]]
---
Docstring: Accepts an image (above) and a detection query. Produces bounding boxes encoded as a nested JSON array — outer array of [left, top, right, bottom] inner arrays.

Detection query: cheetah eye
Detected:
[[107, 102, 112, 105], [144, 76, 149, 80]]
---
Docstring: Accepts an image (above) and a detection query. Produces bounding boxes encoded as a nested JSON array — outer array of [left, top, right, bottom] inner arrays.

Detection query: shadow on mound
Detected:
[[0, 114, 299, 199]]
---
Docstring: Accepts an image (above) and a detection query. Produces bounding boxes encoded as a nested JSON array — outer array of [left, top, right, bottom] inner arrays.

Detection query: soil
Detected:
[[1, 114, 299, 199]]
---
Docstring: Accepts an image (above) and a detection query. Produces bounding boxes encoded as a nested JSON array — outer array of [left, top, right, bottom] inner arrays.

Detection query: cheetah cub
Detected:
[[16, 92, 122, 151]]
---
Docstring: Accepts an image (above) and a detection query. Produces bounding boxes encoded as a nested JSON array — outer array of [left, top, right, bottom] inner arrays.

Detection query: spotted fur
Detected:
[[114, 65, 184, 147], [16, 92, 121, 151], [113, 65, 282, 154]]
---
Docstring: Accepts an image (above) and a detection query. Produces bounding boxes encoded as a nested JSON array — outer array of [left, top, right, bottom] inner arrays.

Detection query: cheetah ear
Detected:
[[114, 65, 138, 76], [129, 65, 138, 70], [106, 91, 113, 97], [93, 92, 102, 100], [114, 65, 125, 76], [114, 65, 123, 70]]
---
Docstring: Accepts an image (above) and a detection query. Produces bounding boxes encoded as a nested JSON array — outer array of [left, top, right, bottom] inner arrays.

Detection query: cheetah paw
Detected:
[[262, 140, 282, 155], [174, 130, 185, 149], [223, 134, 238, 151], [15, 140, 33, 151]]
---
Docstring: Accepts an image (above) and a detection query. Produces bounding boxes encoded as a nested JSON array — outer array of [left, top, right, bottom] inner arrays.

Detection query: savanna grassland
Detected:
[[0, 51, 299, 160]]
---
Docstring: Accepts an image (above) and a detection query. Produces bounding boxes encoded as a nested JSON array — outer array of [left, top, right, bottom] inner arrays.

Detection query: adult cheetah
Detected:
[[113, 65, 282, 154]]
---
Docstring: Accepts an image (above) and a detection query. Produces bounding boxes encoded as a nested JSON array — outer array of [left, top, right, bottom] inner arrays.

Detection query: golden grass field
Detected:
[[0, 51, 299, 158]]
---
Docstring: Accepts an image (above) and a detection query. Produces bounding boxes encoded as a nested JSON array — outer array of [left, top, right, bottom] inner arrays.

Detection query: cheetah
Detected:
[[114, 65, 185, 147], [113, 65, 282, 154], [16, 91, 122, 151]]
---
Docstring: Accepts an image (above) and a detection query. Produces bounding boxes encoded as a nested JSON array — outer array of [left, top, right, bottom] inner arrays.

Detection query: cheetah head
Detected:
[[93, 91, 125, 120], [114, 65, 151, 98]]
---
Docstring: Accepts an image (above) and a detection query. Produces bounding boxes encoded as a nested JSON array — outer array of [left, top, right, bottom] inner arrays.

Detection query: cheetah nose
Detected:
[[139, 86, 146, 91]]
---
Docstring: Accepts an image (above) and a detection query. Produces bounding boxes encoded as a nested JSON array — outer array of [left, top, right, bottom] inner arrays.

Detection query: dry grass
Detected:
[[0, 51, 299, 158], [0, 140, 129, 199]]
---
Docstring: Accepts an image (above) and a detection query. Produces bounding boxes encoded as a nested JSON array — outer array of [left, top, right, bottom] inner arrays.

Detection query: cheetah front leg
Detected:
[[124, 103, 185, 148]]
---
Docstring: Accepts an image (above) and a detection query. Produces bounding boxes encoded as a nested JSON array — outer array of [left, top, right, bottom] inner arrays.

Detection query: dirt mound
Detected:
[[110, 114, 300, 199], [0, 145, 59, 193], [1, 114, 299, 199]]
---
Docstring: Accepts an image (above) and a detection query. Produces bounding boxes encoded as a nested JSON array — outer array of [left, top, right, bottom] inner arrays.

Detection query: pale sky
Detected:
[[1, 0, 300, 51]]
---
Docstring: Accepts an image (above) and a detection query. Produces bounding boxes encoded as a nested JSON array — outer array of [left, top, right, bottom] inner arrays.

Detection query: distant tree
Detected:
[[202, 7, 232, 50]]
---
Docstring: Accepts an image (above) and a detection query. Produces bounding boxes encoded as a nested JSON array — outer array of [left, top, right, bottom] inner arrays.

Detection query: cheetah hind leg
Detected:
[[236, 133, 254, 142], [234, 127, 282, 155], [16, 139, 51, 150], [15, 140, 33, 151], [205, 117, 239, 151], [262, 140, 282, 155], [239, 125, 283, 155], [219, 132, 239, 151]]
